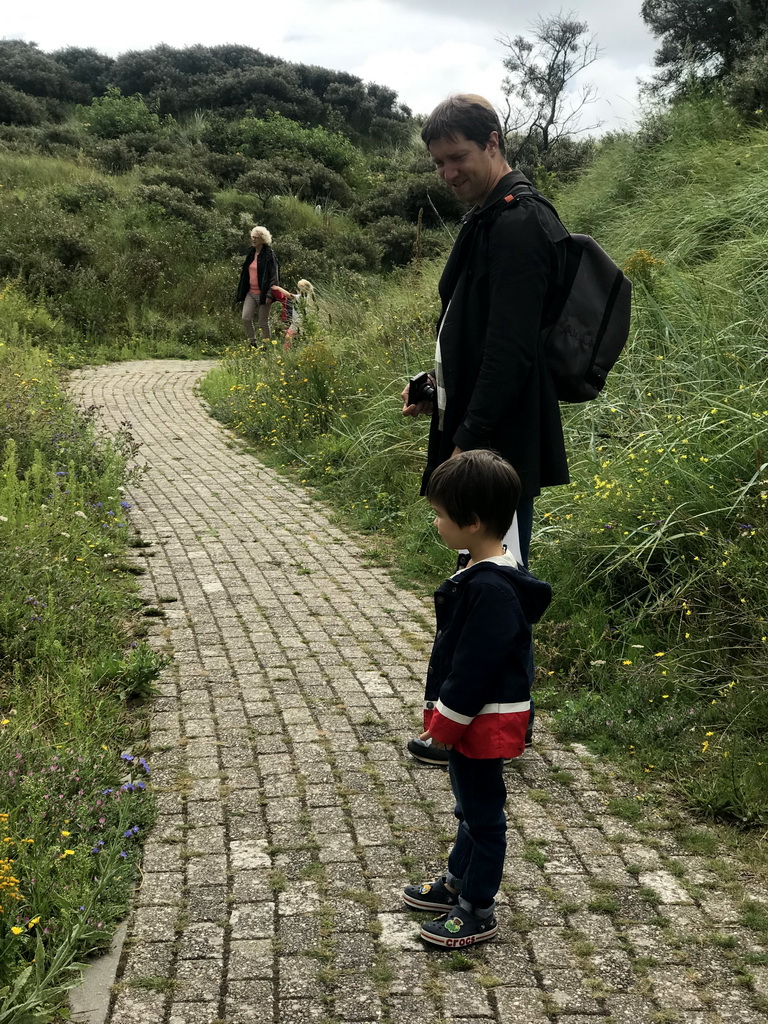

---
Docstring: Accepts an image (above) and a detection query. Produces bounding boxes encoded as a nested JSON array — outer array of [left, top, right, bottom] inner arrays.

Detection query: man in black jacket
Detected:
[[402, 94, 570, 765]]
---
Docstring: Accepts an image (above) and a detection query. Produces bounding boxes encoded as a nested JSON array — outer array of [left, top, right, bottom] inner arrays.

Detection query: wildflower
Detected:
[[59, 850, 75, 858], [11, 926, 23, 935], [28, 916, 41, 928]]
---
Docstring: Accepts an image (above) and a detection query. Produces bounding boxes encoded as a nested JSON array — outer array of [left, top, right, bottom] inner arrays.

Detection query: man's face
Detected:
[[428, 131, 499, 207]]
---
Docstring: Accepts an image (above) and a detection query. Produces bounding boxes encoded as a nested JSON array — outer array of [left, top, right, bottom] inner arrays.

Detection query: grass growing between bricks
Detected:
[[0, 345, 164, 1022]]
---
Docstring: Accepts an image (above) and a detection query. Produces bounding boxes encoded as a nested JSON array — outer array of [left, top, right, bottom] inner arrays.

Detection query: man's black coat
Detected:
[[424, 171, 570, 499]]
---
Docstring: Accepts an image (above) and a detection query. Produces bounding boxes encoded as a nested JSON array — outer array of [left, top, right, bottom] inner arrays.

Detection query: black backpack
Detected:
[[502, 184, 632, 403]]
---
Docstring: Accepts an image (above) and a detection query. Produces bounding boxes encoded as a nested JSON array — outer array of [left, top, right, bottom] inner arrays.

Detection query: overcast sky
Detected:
[[5, 0, 658, 132]]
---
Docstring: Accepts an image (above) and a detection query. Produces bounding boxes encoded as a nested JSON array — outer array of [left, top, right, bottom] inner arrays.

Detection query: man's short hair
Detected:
[[421, 94, 506, 156], [426, 450, 521, 539]]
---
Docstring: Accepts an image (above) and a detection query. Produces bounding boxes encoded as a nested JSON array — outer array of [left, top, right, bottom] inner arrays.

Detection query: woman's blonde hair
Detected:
[[250, 225, 272, 246], [296, 279, 315, 298]]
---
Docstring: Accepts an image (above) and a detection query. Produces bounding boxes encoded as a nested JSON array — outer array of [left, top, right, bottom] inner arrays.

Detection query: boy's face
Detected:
[[430, 502, 477, 551]]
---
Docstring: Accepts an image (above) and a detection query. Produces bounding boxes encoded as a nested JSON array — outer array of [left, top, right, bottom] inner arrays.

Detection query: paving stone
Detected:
[[177, 922, 225, 960], [277, 954, 321, 998], [136, 872, 185, 907], [131, 907, 178, 943], [440, 973, 494, 1018], [492, 988, 551, 1022], [276, 1000, 328, 1023], [186, 886, 228, 922], [167, 1004, 223, 1024], [225, 980, 274, 1022], [529, 927, 577, 968], [538, 967, 601, 1013], [647, 967, 706, 1010], [110, 990, 166, 1024], [639, 869, 695, 904], [230, 903, 275, 940], [334, 975, 384, 1020], [187, 854, 227, 886], [604, 993, 660, 1024], [230, 838, 271, 869], [119, 941, 175, 982], [174, 958, 223, 1002]]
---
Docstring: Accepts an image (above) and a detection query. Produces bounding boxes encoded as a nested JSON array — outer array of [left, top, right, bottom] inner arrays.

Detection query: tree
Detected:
[[0, 40, 67, 98], [641, 0, 768, 92], [51, 47, 114, 103], [498, 12, 602, 168]]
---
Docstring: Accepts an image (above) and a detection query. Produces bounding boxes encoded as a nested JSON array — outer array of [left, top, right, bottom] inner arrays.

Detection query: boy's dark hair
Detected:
[[421, 94, 506, 157], [426, 450, 521, 540]]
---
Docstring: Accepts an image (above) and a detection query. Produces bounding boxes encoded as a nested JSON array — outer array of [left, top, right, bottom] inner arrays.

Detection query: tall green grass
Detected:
[[203, 97, 768, 827], [0, 343, 162, 1021]]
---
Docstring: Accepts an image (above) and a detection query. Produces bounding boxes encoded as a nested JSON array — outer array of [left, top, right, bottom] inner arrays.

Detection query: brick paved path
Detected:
[[70, 360, 768, 1024]]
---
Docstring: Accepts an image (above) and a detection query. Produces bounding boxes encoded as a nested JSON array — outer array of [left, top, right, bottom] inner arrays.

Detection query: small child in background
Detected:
[[403, 449, 552, 948], [271, 279, 315, 347]]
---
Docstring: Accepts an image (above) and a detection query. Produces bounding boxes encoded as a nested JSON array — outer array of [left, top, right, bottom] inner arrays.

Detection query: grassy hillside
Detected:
[[202, 96, 768, 827], [2, 90, 768, 1020]]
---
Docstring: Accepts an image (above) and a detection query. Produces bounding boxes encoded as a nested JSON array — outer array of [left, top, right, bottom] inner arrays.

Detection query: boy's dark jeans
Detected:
[[447, 750, 507, 910]]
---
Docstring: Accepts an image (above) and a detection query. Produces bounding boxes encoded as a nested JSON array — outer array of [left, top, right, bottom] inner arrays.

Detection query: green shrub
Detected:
[[52, 180, 117, 214], [89, 137, 139, 173], [234, 164, 291, 200], [132, 183, 215, 229], [238, 111, 361, 177], [365, 216, 416, 268], [77, 86, 166, 139], [0, 83, 48, 127], [142, 166, 217, 206]]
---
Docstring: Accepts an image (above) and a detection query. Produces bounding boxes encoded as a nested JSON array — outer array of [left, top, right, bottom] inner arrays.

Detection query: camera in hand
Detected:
[[408, 371, 436, 406]]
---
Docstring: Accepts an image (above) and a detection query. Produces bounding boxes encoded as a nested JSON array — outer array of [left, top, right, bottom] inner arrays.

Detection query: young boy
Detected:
[[403, 449, 552, 948]]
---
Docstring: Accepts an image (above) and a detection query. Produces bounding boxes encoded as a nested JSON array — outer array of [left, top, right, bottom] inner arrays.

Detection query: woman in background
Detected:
[[236, 226, 279, 345]]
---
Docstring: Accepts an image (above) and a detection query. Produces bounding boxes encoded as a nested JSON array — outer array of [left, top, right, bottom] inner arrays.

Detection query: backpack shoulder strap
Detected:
[[497, 182, 565, 227]]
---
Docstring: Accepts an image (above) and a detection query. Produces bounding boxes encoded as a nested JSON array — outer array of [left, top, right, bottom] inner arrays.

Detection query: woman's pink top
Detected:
[[248, 258, 260, 296]]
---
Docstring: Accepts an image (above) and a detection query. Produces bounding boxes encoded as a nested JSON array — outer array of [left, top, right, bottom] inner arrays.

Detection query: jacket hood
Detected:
[[458, 560, 552, 625]]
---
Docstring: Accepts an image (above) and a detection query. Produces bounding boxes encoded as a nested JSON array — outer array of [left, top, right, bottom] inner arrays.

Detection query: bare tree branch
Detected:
[[496, 10, 603, 166]]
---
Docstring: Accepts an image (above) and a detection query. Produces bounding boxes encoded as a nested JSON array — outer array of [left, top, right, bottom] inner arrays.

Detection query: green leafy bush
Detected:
[[238, 111, 361, 177], [0, 83, 48, 127], [142, 166, 217, 206], [77, 87, 166, 139]]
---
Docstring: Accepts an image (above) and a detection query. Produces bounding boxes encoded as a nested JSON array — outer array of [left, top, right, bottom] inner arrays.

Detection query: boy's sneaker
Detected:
[[403, 876, 459, 912], [407, 737, 449, 766], [420, 908, 498, 948]]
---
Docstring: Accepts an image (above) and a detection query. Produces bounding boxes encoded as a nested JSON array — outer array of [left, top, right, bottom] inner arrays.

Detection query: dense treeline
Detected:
[[0, 39, 412, 142]]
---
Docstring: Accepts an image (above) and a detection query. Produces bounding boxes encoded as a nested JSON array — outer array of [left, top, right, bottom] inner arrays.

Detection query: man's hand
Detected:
[[401, 379, 435, 418], [420, 729, 452, 751]]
